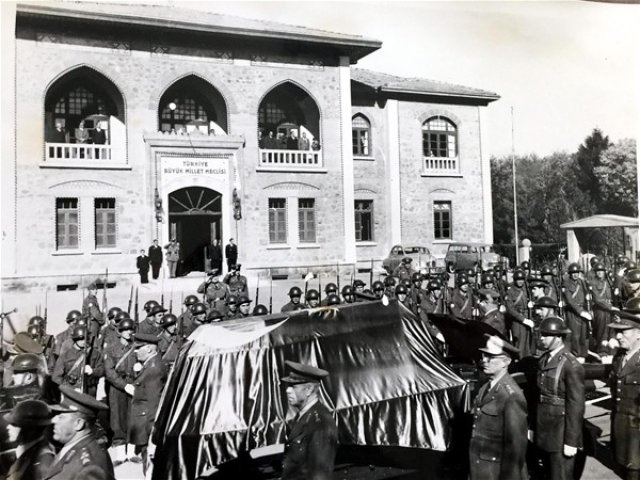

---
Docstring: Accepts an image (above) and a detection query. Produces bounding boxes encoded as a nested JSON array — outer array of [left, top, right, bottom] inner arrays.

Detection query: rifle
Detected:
[[606, 270, 622, 309], [255, 272, 260, 306], [134, 288, 139, 326], [82, 322, 90, 395], [127, 285, 133, 315], [43, 290, 48, 335], [336, 263, 340, 291], [169, 289, 173, 315], [269, 269, 273, 314], [369, 259, 374, 289], [102, 268, 109, 320], [560, 286, 567, 320], [584, 282, 594, 334], [318, 273, 322, 304]]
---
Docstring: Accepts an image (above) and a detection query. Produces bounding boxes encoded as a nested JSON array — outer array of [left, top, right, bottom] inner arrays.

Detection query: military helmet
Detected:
[[191, 302, 207, 315], [324, 283, 338, 294], [384, 276, 396, 287], [401, 278, 411, 289], [466, 268, 476, 278], [540, 264, 554, 277], [253, 304, 269, 316], [616, 255, 629, 265], [457, 274, 469, 286], [481, 272, 494, 285], [512, 269, 526, 281], [411, 272, 422, 283], [27, 325, 41, 339], [71, 326, 87, 340], [238, 295, 252, 306], [539, 316, 571, 336], [75, 317, 88, 328], [353, 279, 366, 288], [520, 261, 530, 270], [184, 295, 199, 306], [427, 279, 442, 291], [159, 314, 178, 328], [118, 318, 136, 332], [493, 264, 503, 274], [226, 295, 239, 306], [66, 310, 82, 324], [28, 316, 44, 327], [114, 311, 130, 324], [592, 262, 606, 272], [534, 296, 558, 309], [567, 263, 582, 274], [626, 269, 640, 284], [341, 285, 354, 296], [288, 286, 303, 298], [624, 260, 638, 271], [144, 300, 160, 313], [326, 294, 341, 306], [12, 353, 42, 373], [623, 296, 640, 314], [372, 281, 384, 292], [107, 307, 122, 320], [306, 289, 320, 301], [395, 284, 408, 295], [206, 309, 225, 322]]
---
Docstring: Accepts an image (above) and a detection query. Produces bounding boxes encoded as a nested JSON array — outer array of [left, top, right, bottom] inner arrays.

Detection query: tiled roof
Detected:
[[351, 68, 500, 101], [17, 2, 382, 60]]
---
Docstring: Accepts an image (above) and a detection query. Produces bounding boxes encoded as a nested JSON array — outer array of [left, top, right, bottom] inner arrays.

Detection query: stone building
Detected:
[[2, 2, 499, 289]]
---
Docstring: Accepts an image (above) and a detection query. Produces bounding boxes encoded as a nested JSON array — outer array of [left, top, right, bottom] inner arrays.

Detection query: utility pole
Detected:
[[511, 106, 520, 265]]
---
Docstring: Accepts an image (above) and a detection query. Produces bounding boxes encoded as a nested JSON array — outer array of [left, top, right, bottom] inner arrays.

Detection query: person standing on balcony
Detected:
[[264, 130, 277, 149], [287, 130, 298, 150], [298, 132, 310, 150], [311, 138, 321, 151], [75, 120, 90, 159], [48, 121, 69, 158], [92, 123, 107, 159]]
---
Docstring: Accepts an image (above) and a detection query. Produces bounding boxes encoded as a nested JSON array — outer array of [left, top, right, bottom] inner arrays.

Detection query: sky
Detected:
[[182, 0, 639, 158]]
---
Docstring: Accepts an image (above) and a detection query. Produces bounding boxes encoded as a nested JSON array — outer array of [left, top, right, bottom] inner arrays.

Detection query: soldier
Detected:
[[143, 299, 161, 318], [224, 264, 249, 297], [449, 273, 474, 320], [320, 283, 339, 306], [383, 276, 396, 300], [157, 314, 179, 366], [541, 264, 560, 303], [206, 309, 225, 324], [469, 335, 527, 480], [177, 294, 199, 340], [225, 296, 242, 320], [138, 304, 166, 336], [608, 299, 640, 480], [506, 269, 535, 358], [197, 270, 229, 312], [352, 279, 366, 297], [392, 257, 414, 281], [28, 315, 55, 365], [325, 294, 341, 306], [100, 307, 124, 350], [46, 385, 115, 479], [623, 268, 640, 301], [53, 310, 82, 366], [252, 305, 269, 316], [183, 302, 208, 337], [82, 281, 105, 329], [532, 316, 585, 480], [493, 265, 509, 299], [282, 287, 304, 312], [305, 289, 320, 309], [103, 318, 136, 465], [562, 263, 592, 361], [0, 353, 54, 409], [477, 289, 507, 336], [371, 281, 385, 300], [281, 360, 338, 480], [533, 296, 560, 324], [129, 333, 168, 473], [529, 278, 549, 302], [521, 260, 532, 280], [236, 295, 253, 318], [52, 326, 104, 397], [341, 285, 355, 304], [481, 272, 496, 290], [4, 400, 55, 479], [419, 279, 445, 315], [395, 284, 412, 310], [590, 262, 619, 355]]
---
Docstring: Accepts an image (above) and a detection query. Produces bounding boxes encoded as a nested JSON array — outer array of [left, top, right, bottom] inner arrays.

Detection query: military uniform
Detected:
[[469, 373, 528, 480], [562, 277, 590, 358], [282, 301, 304, 313], [224, 273, 248, 296], [6, 436, 54, 480], [137, 317, 161, 336], [197, 280, 229, 311], [450, 288, 473, 320], [225, 309, 242, 321], [590, 277, 614, 353], [392, 264, 413, 282], [535, 347, 585, 480], [103, 340, 136, 446], [506, 284, 534, 357], [481, 308, 507, 336], [158, 331, 179, 366], [44, 431, 114, 480], [129, 353, 168, 447], [52, 344, 104, 397]]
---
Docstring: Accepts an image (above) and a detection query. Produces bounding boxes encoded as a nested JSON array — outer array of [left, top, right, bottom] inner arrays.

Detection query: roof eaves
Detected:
[[379, 86, 500, 101]]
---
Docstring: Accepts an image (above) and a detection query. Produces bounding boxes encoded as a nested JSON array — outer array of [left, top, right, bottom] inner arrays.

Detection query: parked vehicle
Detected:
[[444, 242, 509, 272], [382, 245, 443, 274]]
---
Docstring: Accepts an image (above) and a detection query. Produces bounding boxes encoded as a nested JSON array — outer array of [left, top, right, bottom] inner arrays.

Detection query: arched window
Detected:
[[352, 114, 371, 157], [158, 76, 228, 134], [422, 116, 457, 158]]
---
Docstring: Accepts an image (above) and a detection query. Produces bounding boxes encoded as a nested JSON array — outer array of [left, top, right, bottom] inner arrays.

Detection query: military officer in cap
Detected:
[[129, 333, 168, 472], [469, 335, 528, 480], [352, 279, 366, 300], [529, 278, 549, 302], [4, 400, 55, 479], [392, 257, 414, 282], [224, 264, 249, 296], [608, 298, 640, 480], [103, 318, 136, 465], [83, 282, 105, 343], [532, 316, 585, 480], [282, 287, 305, 312], [45, 385, 114, 480], [52, 326, 104, 397], [281, 360, 338, 480], [477, 289, 507, 336], [506, 269, 536, 358], [198, 270, 229, 312]]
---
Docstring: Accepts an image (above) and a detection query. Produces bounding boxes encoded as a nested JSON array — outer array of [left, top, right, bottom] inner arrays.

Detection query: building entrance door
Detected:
[[168, 187, 222, 275]]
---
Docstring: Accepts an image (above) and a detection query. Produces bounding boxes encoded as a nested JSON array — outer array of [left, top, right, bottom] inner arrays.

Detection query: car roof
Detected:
[[448, 242, 493, 247]]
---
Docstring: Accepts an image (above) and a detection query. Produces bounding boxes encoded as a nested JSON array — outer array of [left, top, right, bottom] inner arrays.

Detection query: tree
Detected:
[[594, 138, 638, 216], [572, 128, 610, 211]]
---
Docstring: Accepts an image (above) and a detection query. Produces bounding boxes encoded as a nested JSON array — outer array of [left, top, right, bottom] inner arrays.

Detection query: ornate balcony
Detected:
[[422, 156, 460, 176], [46, 143, 112, 161], [258, 149, 324, 171]]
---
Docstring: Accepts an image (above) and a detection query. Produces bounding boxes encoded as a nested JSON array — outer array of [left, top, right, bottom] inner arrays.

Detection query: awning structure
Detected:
[[560, 214, 639, 262], [151, 301, 469, 480]]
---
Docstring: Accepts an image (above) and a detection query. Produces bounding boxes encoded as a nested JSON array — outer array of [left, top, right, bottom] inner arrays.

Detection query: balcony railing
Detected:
[[423, 156, 459, 175], [46, 143, 112, 162], [259, 149, 322, 169]]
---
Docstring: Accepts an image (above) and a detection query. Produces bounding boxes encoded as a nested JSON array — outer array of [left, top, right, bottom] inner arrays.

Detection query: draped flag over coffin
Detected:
[[152, 300, 469, 480]]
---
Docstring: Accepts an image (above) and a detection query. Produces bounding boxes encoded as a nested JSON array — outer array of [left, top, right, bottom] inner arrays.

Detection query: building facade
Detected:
[[2, 2, 498, 289]]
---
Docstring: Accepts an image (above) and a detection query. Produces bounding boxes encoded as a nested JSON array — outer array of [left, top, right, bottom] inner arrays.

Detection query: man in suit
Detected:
[[46, 385, 114, 480], [4, 400, 55, 479], [225, 238, 238, 272], [298, 132, 310, 150], [136, 249, 150, 284], [469, 335, 528, 480], [608, 298, 640, 480], [532, 316, 585, 480], [148, 239, 163, 280], [92, 123, 107, 159], [128, 333, 168, 474], [281, 360, 338, 480]]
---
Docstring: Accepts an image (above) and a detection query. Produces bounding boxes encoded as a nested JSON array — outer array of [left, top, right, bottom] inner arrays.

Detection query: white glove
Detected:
[[610, 306, 620, 312], [133, 362, 143, 373], [577, 357, 585, 364], [601, 355, 613, 365], [558, 301, 564, 308], [608, 338, 620, 350], [563, 445, 577, 457], [124, 384, 135, 396], [580, 311, 592, 321], [527, 301, 534, 309], [84, 365, 93, 375], [436, 333, 445, 343], [523, 319, 535, 329], [614, 288, 620, 296], [499, 305, 507, 314], [528, 429, 535, 442]]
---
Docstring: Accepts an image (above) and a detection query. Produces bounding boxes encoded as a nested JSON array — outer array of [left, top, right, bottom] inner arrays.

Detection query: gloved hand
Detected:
[[436, 333, 445, 343], [563, 445, 577, 457], [580, 311, 592, 321], [558, 300, 564, 308], [528, 430, 535, 442], [527, 301, 534, 309], [124, 384, 135, 396], [523, 319, 535, 329], [84, 365, 93, 375]]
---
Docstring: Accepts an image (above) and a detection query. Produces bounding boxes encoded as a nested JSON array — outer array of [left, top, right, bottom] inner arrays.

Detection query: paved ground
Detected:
[[1, 272, 622, 479]]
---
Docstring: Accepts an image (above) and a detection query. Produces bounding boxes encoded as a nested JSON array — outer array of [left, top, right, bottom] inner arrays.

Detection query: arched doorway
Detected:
[[168, 187, 222, 275]]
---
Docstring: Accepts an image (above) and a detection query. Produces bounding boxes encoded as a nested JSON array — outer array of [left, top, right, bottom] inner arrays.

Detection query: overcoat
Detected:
[[129, 354, 168, 446]]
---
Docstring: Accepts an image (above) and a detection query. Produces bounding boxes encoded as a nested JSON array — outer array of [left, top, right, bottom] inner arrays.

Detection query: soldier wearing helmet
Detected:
[[341, 285, 355, 304], [100, 306, 125, 350], [253, 304, 269, 316], [0, 353, 52, 409], [282, 286, 304, 313], [532, 316, 585, 480], [506, 269, 535, 358], [305, 289, 320, 309], [325, 294, 341, 306], [320, 283, 339, 307], [395, 284, 411, 309], [103, 317, 137, 464], [623, 268, 640, 301], [52, 326, 104, 397], [420, 279, 445, 315], [589, 262, 619, 355], [52, 310, 83, 364], [383, 276, 397, 300], [540, 264, 560, 304], [183, 302, 208, 336], [449, 273, 474, 320], [158, 314, 179, 366], [198, 270, 229, 312], [178, 294, 199, 339], [238, 295, 253, 318], [521, 261, 532, 279], [392, 258, 414, 282], [481, 272, 495, 290], [562, 263, 591, 361], [225, 295, 242, 320], [139, 304, 167, 336], [533, 296, 560, 325], [607, 298, 640, 480], [371, 281, 385, 300]]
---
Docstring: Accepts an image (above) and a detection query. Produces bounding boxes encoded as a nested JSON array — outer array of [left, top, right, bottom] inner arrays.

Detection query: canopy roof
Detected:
[[560, 214, 639, 230]]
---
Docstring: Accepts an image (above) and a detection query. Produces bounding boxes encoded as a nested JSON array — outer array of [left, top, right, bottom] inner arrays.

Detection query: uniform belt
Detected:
[[539, 395, 564, 405]]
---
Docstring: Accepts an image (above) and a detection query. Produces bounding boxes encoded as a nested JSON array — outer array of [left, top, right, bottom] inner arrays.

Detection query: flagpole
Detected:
[[511, 106, 520, 265]]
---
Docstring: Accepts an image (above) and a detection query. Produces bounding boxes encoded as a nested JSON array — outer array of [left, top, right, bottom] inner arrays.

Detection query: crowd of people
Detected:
[[258, 129, 320, 151], [0, 253, 639, 480]]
